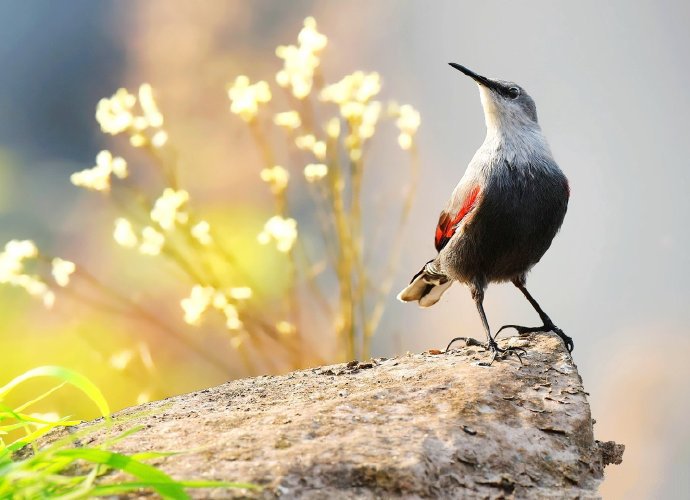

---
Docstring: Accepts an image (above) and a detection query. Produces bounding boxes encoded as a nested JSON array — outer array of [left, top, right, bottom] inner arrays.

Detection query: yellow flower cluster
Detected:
[[112, 218, 165, 256], [260, 166, 290, 194], [320, 72, 382, 161], [228, 76, 272, 123], [391, 103, 422, 150], [180, 285, 251, 331], [257, 215, 298, 253], [139, 226, 165, 256], [303, 163, 328, 182], [70, 150, 128, 192], [150, 188, 190, 230], [294, 134, 327, 160], [51, 258, 75, 287], [0, 240, 75, 308], [276, 17, 328, 99], [273, 111, 301, 130], [191, 221, 212, 246], [96, 84, 168, 148]]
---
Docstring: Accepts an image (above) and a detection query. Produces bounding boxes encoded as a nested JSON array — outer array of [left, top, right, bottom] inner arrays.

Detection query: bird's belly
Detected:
[[441, 188, 567, 284]]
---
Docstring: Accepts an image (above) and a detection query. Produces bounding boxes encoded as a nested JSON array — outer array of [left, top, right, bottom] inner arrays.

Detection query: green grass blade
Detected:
[[89, 480, 258, 497], [54, 449, 189, 499], [13, 383, 67, 413], [0, 366, 110, 418]]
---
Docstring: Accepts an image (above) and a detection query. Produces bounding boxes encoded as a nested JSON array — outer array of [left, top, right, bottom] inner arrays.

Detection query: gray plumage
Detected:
[[398, 63, 572, 362]]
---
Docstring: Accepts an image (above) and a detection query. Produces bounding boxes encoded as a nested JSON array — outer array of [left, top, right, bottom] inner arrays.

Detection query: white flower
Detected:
[[0, 240, 56, 308], [325, 117, 340, 138], [260, 166, 290, 194], [109, 350, 134, 371], [228, 287, 252, 300], [180, 285, 214, 325], [303, 163, 328, 182], [276, 17, 328, 99], [71, 150, 128, 192], [138, 83, 164, 128], [273, 111, 301, 130], [228, 76, 272, 122], [137, 392, 151, 405], [191, 221, 212, 246], [258, 216, 298, 253], [96, 88, 136, 135], [0, 240, 37, 283], [212, 291, 228, 309], [320, 71, 381, 106], [151, 130, 168, 148], [223, 303, 242, 330], [295, 134, 316, 151], [113, 218, 139, 248], [150, 188, 189, 231], [139, 226, 165, 256], [395, 104, 421, 150], [51, 258, 75, 287], [276, 321, 296, 336]]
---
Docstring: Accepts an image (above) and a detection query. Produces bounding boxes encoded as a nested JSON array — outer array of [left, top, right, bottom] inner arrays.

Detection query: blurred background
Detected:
[[0, 0, 688, 497]]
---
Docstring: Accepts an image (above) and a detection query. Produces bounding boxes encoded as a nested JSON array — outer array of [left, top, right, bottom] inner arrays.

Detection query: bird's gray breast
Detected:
[[441, 157, 568, 284]]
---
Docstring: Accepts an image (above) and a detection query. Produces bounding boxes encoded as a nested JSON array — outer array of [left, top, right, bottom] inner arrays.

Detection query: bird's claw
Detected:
[[444, 336, 526, 366], [495, 322, 574, 353]]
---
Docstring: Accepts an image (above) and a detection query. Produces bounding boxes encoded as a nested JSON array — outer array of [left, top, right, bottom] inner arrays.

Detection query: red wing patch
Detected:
[[434, 185, 481, 252]]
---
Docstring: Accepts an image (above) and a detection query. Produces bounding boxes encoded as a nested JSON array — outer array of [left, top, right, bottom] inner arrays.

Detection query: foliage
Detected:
[[0, 366, 254, 498], [0, 16, 421, 377]]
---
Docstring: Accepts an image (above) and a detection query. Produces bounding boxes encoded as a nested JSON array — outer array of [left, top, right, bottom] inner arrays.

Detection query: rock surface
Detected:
[[71, 333, 623, 498]]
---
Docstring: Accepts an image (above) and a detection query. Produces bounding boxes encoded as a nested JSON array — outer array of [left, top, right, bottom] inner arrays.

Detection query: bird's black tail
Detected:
[[397, 260, 453, 308]]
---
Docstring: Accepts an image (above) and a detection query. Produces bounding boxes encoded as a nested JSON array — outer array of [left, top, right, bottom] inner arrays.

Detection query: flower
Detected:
[[191, 221, 212, 246], [260, 166, 289, 194], [275, 17, 327, 99], [51, 258, 75, 287], [70, 150, 128, 192], [150, 188, 190, 231], [320, 72, 383, 160], [276, 321, 296, 336], [303, 163, 328, 182], [257, 216, 298, 253], [181, 286, 246, 331], [320, 71, 381, 106], [138, 83, 164, 128], [395, 104, 421, 150], [113, 218, 139, 248], [325, 117, 341, 138], [151, 130, 168, 148], [96, 88, 136, 135], [295, 134, 316, 151], [137, 392, 151, 405], [0, 240, 56, 308], [0, 240, 37, 282], [109, 350, 134, 371], [228, 76, 272, 122], [181, 285, 214, 325], [139, 226, 165, 256], [95, 85, 167, 146], [274, 111, 301, 130], [228, 287, 252, 300], [223, 303, 242, 330]]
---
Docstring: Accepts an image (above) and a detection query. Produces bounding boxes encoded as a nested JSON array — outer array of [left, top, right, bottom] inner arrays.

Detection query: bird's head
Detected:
[[449, 63, 539, 131]]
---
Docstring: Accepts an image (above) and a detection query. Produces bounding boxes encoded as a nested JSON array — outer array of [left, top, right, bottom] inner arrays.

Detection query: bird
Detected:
[[397, 63, 572, 365]]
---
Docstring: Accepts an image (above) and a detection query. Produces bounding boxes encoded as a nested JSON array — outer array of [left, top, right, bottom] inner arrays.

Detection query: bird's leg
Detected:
[[495, 279, 574, 353], [445, 288, 525, 365]]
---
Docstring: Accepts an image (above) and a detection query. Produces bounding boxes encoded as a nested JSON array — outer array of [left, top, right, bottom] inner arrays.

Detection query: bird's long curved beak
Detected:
[[448, 63, 501, 92]]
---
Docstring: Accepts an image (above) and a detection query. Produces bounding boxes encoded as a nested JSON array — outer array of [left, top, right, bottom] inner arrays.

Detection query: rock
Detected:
[[63, 332, 623, 498]]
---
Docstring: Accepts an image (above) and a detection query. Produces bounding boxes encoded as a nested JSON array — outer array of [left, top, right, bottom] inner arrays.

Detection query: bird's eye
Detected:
[[508, 87, 520, 99]]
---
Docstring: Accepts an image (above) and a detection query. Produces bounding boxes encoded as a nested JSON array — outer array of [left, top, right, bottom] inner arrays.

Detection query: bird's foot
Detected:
[[495, 322, 574, 353], [444, 336, 526, 366]]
